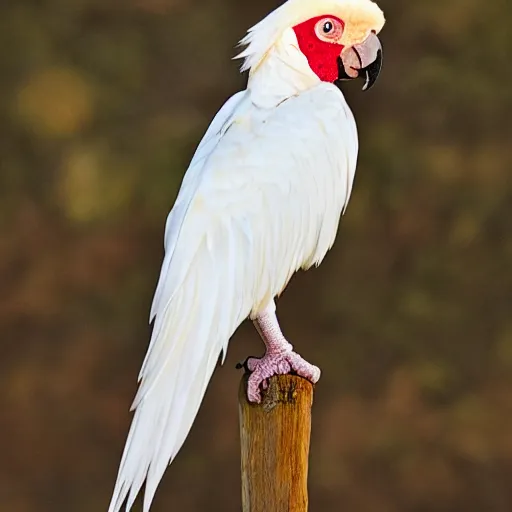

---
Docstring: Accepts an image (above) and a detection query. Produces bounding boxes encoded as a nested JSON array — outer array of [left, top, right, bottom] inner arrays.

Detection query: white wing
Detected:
[[149, 90, 247, 322], [108, 82, 358, 512]]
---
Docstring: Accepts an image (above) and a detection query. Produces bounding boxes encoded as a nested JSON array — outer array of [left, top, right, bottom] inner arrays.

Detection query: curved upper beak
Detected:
[[337, 32, 383, 91]]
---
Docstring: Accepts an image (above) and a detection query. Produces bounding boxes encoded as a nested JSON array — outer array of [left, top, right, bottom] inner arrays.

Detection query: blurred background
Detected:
[[1, 0, 511, 510]]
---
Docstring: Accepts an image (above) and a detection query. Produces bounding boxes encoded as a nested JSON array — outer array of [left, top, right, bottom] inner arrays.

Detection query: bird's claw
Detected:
[[243, 350, 320, 403]]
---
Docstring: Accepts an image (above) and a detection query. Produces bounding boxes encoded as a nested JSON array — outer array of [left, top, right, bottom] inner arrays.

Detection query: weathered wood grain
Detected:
[[239, 373, 314, 512]]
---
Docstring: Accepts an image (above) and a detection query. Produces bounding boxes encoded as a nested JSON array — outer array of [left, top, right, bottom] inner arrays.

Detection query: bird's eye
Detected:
[[314, 17, 344, 42]]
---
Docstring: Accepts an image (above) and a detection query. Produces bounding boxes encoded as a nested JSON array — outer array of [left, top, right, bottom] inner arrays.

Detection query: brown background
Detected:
[[1, 0, 512, 510]]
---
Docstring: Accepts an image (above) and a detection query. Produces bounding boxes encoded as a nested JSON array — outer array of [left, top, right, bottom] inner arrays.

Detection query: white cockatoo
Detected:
[[108, 0, 384, 510]]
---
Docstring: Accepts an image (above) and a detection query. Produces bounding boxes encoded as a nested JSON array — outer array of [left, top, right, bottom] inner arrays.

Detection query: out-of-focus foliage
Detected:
[[1, 0, 511, 510]]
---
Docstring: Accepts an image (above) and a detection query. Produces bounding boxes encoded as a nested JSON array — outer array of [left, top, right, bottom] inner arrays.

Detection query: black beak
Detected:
[[335, 32, 383, 91], [361, 47, 382, 91]]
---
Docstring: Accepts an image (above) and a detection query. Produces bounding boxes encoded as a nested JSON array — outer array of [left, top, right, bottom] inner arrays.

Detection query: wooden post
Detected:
[[238, 373, 314, 512]]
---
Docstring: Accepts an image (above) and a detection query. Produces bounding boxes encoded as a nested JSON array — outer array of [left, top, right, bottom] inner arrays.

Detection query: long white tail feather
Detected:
[[108, 226, 252, 512]]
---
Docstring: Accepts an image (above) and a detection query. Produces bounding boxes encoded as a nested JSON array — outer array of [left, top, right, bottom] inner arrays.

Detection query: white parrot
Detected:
[[108, 0, 385, 510]]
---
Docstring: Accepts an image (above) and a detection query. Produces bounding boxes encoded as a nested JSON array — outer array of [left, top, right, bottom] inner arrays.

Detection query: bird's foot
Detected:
[[243, 349, 321, 403]]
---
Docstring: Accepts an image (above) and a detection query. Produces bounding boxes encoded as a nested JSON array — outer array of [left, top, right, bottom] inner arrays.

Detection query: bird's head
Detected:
[[238, 0, 384, 92]]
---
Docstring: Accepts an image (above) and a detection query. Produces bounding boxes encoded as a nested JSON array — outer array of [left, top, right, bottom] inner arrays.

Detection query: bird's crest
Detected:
[[236, 0, 384, 74]]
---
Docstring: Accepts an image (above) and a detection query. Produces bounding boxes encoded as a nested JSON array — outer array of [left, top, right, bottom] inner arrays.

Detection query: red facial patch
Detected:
[[292, 15, 344, 83]]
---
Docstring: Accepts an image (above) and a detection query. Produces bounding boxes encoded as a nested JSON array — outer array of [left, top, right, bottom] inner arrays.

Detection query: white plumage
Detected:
[[108, 0, 384, 510]]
